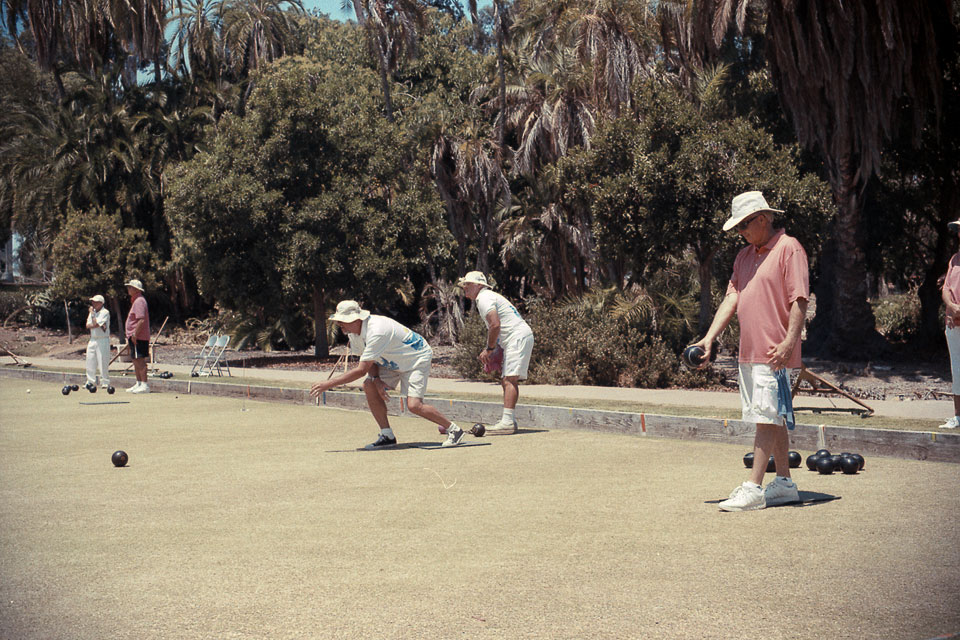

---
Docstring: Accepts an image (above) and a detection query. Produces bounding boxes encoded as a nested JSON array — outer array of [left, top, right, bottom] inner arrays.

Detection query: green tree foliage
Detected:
[[167, 56, 451, 354], [559, 76, 832, 331], [49, 212, 157, 305]]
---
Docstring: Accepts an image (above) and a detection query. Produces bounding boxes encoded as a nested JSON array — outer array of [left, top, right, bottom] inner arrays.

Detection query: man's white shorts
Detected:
[[946, 326, 960, 395], [502, 332, 534, 380], [375, 357, 432, 399], [739, 363, 794, 426]]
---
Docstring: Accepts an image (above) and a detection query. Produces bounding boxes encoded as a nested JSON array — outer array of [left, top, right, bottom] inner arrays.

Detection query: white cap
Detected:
[[723, 191, 783, 232], [329, 300, 370, 323], [89, 295, 105, 304]]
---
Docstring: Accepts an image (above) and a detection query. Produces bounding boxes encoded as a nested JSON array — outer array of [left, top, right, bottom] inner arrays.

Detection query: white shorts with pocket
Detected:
[[374, 357, 432, 399], [739, 363, 793, 426], [502, 332, 534, 379], [947, 326, 960, 395]]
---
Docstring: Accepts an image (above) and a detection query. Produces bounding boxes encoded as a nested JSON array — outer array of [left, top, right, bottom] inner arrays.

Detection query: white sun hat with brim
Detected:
[[329, 300, 370, 323], [89, 294, 105, 304], [948, 219, 960, 232], [124, 279, 144, 291], [457, 271, 492, 289], [722, 191, 784, 232]]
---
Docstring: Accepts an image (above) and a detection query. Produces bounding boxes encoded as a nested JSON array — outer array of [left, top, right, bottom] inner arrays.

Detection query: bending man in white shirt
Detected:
[[458, 272, 535, 435], [310, 300, 464, 448]]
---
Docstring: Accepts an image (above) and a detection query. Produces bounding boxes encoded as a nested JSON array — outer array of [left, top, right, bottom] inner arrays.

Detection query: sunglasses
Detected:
[[735, 214, 761, 232]]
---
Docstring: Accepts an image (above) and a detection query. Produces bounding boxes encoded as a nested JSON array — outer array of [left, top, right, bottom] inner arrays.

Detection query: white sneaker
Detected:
[[486, 419, 517, 435], [939, 416, 959, 429], [718, 482, 766, 512], [764, 476, 800, 506], [131, 383, 150, 394], [441, 424, 465, 447], [125, 382, 140, 393]]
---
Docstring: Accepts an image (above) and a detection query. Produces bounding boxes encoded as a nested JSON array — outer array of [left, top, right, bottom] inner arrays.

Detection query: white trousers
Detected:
[[86, 337, 111, 386], [946, 326, 960, 395]]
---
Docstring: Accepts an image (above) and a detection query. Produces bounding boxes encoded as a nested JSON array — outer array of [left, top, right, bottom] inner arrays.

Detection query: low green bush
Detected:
[[872, 290, 921, 341]]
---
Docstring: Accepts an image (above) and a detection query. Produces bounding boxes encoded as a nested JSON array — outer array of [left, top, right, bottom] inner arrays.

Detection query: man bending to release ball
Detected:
[[691, 191, 809, 511], [310, 300, 463, 448]]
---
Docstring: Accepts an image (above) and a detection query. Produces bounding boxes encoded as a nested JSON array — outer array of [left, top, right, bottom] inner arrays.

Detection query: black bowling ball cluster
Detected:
[[805, 449, 864, 475], [743, 450, 803, 471], [60, 384, 79, 395]]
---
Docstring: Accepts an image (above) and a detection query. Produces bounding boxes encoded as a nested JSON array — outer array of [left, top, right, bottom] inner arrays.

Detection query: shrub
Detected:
[[872, 290, 921, 341], [451, 313, 490, 380]]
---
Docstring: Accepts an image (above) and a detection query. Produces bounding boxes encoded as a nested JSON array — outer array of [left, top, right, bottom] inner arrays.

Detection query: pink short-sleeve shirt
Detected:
[[125, 295, 150, 341], [943, 251, 960, 328], [726, 229, 809, 368]]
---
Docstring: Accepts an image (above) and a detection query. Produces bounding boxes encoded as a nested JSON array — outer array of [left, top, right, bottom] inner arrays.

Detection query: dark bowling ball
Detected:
[[743, 452, 755, 468], [766, 455, 776, 472], [71, 384, 79, 391], [107, 386, 115, 394], [61, 386, 70, 395], [816, 456, 835, 474], [852, 453, 865, 470], [840, 456, 859, 474], [805, 454, 820, 471], [681, 345, 706, 369], [788, 451, 802, 468], [815, 449, 831, 458], [111, 450, 128, 467], [829, 454, 844, 469]]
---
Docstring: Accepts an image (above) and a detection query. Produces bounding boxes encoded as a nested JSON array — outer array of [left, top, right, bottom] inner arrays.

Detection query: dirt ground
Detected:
[[0, 324, 952, 401], [0, 376, 958, 640]]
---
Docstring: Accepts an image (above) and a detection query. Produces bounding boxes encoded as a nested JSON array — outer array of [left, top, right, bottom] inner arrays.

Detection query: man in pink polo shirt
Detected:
[[124, 278, 151, 394], [691, 191, 809, 511], [940, 219, 960, 429]]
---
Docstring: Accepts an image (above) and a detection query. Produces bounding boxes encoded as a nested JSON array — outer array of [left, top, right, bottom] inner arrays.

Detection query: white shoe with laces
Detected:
[[441, 424, 465, 447], [718, 482, 766, 512], [485, 419, 517, 435], [939, 416, 959, 429], [131, 383, 150, 394], [764, 476, 800, 506], [125, 382, 140, 393]]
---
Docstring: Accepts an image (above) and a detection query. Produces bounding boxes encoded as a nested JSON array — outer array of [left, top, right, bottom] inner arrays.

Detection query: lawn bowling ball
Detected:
[[71, 384, 79, 391], [830, 454, 844, 469], [191, 372, 199, 377], [107, 386, 115, 394], [788, 451, 802, 468], [852, 453, 864, 470], [743, 452, 755, 468], [840, 456, 859, 474], [816, 456, 835, 474], [815, 449, 831, 458], [805, 454, 820, 471], [61, 385, 70, 395], [111, 450, 128, 467], [681, 345, 707, 369], [470, 423, 486, 437], [86, 383, 97, 393], [766, 455, 776, 472]]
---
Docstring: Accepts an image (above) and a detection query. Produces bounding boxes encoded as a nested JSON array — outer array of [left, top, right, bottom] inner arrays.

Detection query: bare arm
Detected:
[[944, 285, 960, 324], [692, 291, 739, 365], [310, 359, 376, 397], [767, 298, 808, 369], [478, 310, 501, 365]]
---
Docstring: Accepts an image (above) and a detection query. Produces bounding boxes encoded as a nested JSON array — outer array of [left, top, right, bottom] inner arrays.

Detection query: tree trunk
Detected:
[[697, 249, 715, 334], [111, 298, 123, 338], [808, 155, 885, 357], [377, 51, 395, 122], [494, 0, 506, 148], [313, 285, 329, 358]]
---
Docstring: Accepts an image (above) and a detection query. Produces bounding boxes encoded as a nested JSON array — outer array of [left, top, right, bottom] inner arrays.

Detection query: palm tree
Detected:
[[169, 0, 223, 82], [346, 0, 426, 122], [220, 0, 304, 78], [697, 0, 954, 355]]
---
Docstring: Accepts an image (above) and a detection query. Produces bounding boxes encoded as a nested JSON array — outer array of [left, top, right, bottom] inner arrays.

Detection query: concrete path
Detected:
[[14, 355, 951, 421]]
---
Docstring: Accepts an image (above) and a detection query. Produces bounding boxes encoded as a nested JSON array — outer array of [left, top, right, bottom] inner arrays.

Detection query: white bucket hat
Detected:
[[330, 300, 370, 323], [89, 294, 105, 304], [124, 279, 144, 291], [457, 271, 492, 289], [723, 191, 783, 232]]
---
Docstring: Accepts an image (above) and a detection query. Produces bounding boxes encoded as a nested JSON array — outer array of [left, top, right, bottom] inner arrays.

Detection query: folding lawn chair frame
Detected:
[[189, 334, 218, 376], [198, 334, 232, 377]]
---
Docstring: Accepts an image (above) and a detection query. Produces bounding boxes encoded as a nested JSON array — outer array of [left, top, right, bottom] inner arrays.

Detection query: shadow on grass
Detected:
[[704, 491, 840, 508]]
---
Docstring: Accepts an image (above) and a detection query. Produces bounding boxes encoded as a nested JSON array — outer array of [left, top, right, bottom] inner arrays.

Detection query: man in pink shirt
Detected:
[[124, 278, 151, 394], [691, 191, 809, 511], [940, 219, 960, 429]]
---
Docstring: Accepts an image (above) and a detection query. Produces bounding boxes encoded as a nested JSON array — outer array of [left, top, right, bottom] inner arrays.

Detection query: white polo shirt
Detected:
[[88, 307, 110, 339], [353, 315, 431, 372], [475, 288, 532, 345]]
